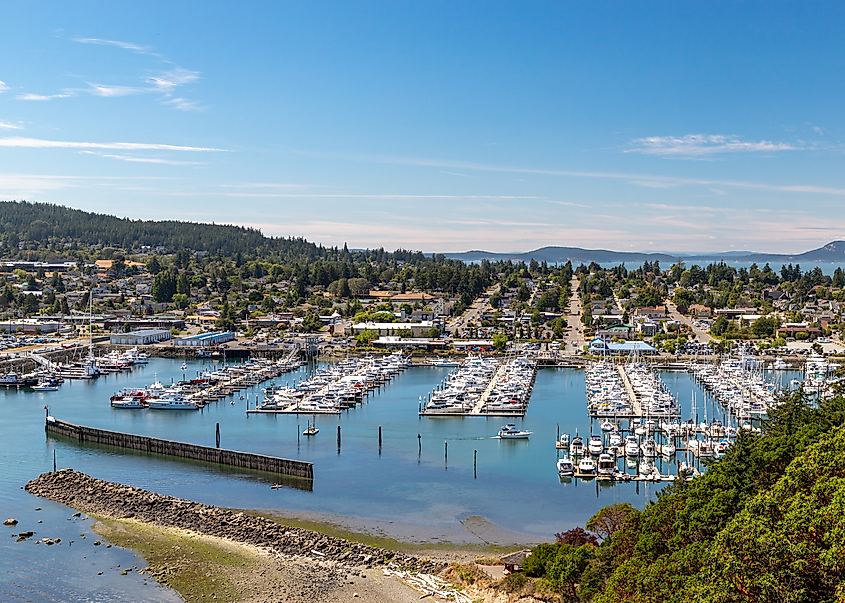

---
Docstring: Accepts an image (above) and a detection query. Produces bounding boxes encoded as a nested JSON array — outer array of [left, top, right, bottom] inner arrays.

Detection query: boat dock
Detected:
[[419, 354, 537, 417]]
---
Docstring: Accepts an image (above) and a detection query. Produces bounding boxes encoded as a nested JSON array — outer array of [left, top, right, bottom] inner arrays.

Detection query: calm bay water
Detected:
[[0, 357, 787, 601]]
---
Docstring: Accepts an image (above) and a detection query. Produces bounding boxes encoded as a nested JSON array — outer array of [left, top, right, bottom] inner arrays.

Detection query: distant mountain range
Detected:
[[442, 241, 845, 265]]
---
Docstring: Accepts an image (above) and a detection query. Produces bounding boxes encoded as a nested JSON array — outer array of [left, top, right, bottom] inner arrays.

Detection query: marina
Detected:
[[419, 353, 538, 416], [0, 353, 800, 603]]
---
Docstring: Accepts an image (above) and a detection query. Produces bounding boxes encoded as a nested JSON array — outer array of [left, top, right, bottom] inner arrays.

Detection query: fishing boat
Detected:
[[557, 456, 574, 476], [498, 423, 532, 439]]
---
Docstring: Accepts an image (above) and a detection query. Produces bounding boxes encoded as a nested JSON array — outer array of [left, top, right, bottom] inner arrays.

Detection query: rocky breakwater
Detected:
[[26, 469, 442, 576]]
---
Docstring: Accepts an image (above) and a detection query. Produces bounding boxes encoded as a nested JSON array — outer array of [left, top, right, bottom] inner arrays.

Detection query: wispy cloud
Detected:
[[222, 192, 545, 200], [16, 93, 73, 101], [0, 81, 8, 93], [0, 137, 224, 152], [79, 151, 205, 165], [313, 150, 845, 198], [0, 121, 21, 130], [547, 200, 590, 208], [163, 98, 201, 111], [72, 37, 157, 56], [626, 134, 799, 157], [85, 84, 145, 97], [148, 68, 200, 91]]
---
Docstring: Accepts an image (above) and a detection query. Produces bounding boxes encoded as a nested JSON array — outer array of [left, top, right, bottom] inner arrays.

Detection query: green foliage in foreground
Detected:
[[524, 390, 845, 602]]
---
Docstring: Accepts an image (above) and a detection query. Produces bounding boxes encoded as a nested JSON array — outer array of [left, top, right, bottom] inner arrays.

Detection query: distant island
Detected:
[[442, 242, 845, 265]]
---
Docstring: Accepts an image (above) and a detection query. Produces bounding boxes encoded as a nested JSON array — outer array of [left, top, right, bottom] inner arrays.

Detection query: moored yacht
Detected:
[[147, 392, 198, 410], [557, 455, 574, 476]]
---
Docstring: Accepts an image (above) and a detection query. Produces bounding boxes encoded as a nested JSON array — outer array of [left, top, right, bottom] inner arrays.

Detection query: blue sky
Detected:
[[2, 2, 845, 253]]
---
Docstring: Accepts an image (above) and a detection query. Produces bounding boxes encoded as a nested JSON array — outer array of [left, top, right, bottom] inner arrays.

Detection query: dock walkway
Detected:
[[471, 364, 507, 414], [616, 365, 643, 416]]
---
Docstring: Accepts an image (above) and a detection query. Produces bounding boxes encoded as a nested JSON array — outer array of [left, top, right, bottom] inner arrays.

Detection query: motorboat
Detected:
[[559, 433, 570, 449], [431, 360, 460, 367], [578, 457, 596, 475], [624, 435, 640, 457], [641, 438, 658, 458], [32, 381, 59, 392], [588, 434, 604, 455], [181, 362, 188, 371], [609, 432, 623, 448], [303, 420, 319, 436], [570, 435, 585, 456], [771, 359, 788, 370], [557, 456, 574, 476], [600, 420, 614, 432], [147, 393, 198, 410], [498, 424, 532, 439], [111, 396, 146, 409], [597, 453, 616, 476], [660, 442, 676, 456]]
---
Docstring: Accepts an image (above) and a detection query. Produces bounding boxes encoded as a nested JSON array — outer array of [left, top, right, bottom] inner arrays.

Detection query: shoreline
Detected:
[[24, 469, 530, 603]]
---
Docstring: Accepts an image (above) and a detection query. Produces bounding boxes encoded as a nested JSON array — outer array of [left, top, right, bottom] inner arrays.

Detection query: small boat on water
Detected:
[[578, 457, 596, 475], [570, 435, 585, 456], [559, 433, 570, 449], [181, 362, 187, 371], [32, 380, 59, 392], [641, 438, 658, 458], [624, 435, 640, 457], [588, 434, 604, 455], [557, 456, 574, 476], [111, 396, 146, 409], [600, 420, 614, 432], [498, 423, 532, 439], [147, 393, 198, 410], [303, 419, 319, 436], [597, 453, 616, 476], [660, 442, 676, 456], [609, 432, 623, 448], [431, 360, 460, 368]]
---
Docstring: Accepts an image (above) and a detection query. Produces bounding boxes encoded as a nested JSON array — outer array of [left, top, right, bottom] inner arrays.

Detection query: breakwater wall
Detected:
[[45, 417, 313, 481], [25, 469, 440, 574]]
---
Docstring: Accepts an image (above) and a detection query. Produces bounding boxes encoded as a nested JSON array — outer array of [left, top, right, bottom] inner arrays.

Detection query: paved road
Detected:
[[565, 277, 586, 354], [665, 300, 714, 343], [447, 284, 500, 336]]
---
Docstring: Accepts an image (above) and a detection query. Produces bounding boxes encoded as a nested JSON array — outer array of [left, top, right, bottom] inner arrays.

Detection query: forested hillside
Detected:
[[0, 201, 432, 265], [515, 390, 845, 602]]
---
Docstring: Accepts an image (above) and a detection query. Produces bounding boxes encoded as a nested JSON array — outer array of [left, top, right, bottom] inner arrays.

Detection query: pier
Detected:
[[45, 416, 313, 481]]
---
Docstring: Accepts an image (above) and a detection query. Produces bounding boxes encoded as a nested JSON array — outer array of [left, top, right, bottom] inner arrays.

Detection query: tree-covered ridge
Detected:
[[518, 390, 845, 602], [0, 200, 434, 265]]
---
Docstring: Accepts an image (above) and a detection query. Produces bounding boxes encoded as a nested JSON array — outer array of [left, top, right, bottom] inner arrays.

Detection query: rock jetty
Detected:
[[26, 469, 442, 575]]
